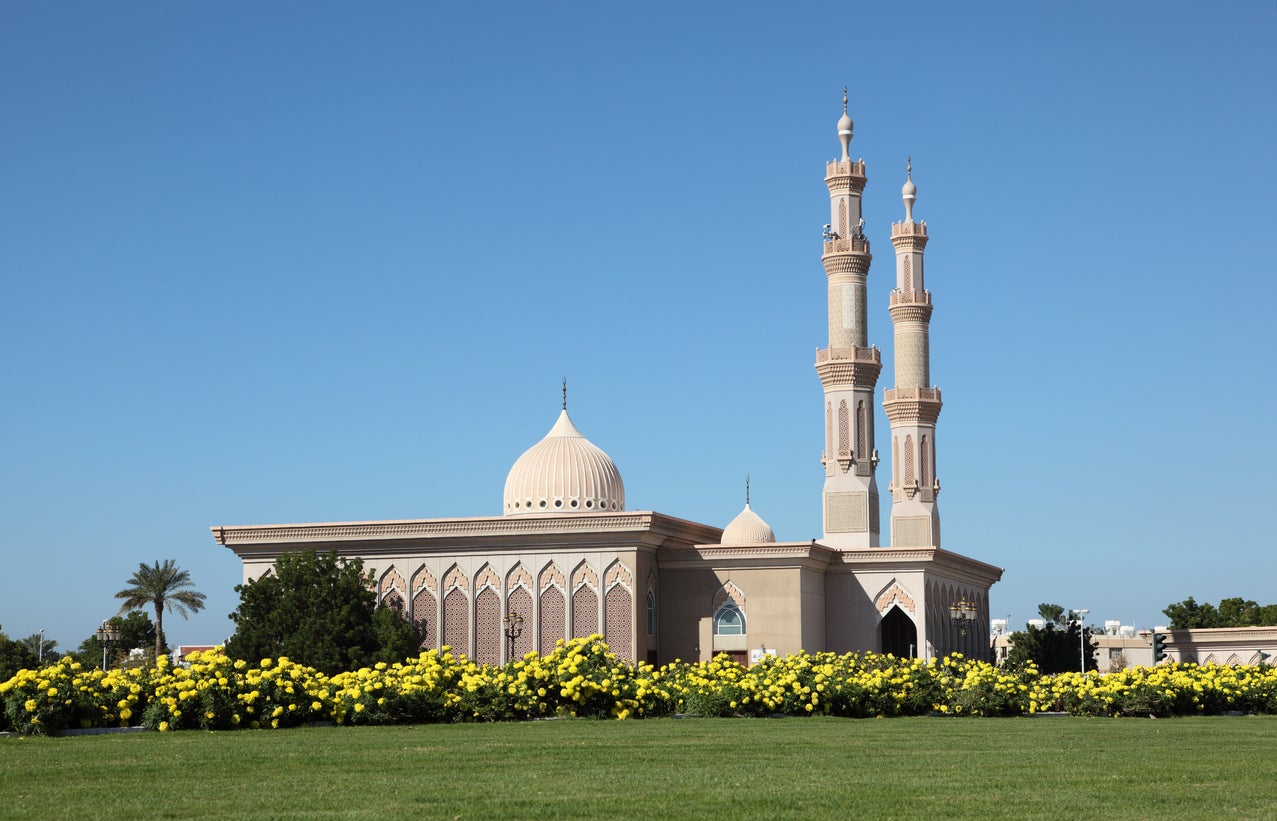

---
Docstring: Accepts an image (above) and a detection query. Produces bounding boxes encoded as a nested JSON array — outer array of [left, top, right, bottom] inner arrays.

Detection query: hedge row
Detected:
[[3, 636, 1275, 735]]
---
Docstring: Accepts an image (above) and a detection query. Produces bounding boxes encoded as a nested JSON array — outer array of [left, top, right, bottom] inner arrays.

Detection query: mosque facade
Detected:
[[211, 101, 1003, 666]]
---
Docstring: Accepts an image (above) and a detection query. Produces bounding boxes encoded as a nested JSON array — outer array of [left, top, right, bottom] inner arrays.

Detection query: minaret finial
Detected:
[[745, 475, 751, 506], [902, 156, 917, 222], [561, 377, 567, 410], [836, 88, 854, 161]]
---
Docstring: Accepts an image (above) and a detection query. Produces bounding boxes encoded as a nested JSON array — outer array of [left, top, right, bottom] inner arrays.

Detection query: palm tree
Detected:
[[115, 560, 207, 659]]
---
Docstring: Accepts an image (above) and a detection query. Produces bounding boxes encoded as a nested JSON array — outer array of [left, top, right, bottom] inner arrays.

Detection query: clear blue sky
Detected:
[[3, 3, 1274, 652]]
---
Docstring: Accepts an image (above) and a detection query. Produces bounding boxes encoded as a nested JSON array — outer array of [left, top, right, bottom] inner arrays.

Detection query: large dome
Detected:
[[503, 409, 625, 515], [721, 503, 776, 545]]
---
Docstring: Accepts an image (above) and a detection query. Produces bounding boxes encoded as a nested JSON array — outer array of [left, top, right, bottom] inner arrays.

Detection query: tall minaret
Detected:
[[884, 159, 942, 547], [816, 90, 882, 548]]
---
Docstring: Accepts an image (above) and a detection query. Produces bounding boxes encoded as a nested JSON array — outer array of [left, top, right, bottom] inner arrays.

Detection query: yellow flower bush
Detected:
[[2, 642, 1275, 735]]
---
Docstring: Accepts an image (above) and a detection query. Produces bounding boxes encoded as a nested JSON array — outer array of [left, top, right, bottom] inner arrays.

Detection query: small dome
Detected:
[[503, 409, 625, 515], [721, 503, 776, 545], [902, 177, 917, 199]]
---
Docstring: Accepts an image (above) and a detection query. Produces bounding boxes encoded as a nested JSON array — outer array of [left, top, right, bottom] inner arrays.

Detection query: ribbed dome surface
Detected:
[[721, 503, 776, 545], [503, 409, 625, 515]]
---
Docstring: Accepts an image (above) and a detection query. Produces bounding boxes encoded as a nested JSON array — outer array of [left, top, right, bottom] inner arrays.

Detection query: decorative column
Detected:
[[816, 90, 882, 548], [884, 159, 942, 547]]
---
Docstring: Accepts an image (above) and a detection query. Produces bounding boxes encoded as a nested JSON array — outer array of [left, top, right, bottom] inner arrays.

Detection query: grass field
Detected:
[[3, 717, 1275, 819]]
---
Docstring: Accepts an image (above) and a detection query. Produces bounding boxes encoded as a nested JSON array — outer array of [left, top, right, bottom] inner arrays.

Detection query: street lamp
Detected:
[[949, 600, 977, 655], [1071, 608, 1090, 674], [94, 619, 121, 672], [502, 612, 524, 663]]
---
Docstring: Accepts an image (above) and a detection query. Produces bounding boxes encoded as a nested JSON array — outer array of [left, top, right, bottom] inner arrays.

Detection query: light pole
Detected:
[[94, 619, 121, 672], [948, 600, 977, 656], [502, 612, 524, 663], [1071, 608, 1090, 674], [38, 628, 45, 664]]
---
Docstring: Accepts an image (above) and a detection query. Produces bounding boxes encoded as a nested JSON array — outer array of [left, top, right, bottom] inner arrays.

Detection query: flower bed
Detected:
[[4, 636, 1275, 735]]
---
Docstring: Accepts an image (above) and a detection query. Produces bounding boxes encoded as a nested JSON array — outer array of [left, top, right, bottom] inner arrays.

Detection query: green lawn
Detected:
[[2, 717, 1275, 819]]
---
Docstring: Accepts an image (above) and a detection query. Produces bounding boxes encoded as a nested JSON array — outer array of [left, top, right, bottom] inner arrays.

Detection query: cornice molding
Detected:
[[211, 511, 723, 548]]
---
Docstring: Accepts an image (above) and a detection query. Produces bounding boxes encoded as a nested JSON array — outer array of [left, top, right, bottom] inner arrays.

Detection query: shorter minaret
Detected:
[[884, 159, 942, 547]]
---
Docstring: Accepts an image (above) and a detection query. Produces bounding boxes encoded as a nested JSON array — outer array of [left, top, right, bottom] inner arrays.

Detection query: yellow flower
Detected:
[[158, 721, 170, 732]]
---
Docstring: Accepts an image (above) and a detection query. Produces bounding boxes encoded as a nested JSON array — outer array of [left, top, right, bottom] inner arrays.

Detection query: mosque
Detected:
[[211, 98, 1003, 666]]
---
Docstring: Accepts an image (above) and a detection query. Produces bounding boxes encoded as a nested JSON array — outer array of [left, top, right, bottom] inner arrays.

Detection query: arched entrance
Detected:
[[879, 606, 917, 658]]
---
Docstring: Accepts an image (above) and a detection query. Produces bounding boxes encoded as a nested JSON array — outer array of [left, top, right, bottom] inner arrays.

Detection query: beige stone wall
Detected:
[[659, 565, 816, 662]]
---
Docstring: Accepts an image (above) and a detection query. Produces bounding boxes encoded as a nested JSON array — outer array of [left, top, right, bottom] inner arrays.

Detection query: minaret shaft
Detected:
[[886, 203, 942, 548]]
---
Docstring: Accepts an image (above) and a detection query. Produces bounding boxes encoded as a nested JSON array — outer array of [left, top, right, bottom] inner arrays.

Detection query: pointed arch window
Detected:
[[713, 602, 746, 636], [856, 401, 868, 459], [646, 590, 657, 636], [825, 403, 833, 457]]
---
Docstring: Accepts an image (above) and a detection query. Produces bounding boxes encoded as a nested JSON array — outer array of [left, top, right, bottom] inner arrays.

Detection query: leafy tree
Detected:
[[115, 560, 207, 658], [72, 612, 158, 668], [1163, 596, 1277, 629], [1003, 603, 1098, 675], [20, 633, 60, 664], [371, 603, 419, 666], [0, 626, 38, 682], [224, 549, 415, 675]]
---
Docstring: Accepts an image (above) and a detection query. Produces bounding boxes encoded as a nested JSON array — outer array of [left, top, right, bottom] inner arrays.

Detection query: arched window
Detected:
[[646, 590, 657, 636], [713, 602, 746, 636]]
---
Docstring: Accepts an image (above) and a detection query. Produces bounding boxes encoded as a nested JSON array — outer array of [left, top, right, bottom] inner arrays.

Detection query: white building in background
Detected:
[[212, 95, 1003, 666]]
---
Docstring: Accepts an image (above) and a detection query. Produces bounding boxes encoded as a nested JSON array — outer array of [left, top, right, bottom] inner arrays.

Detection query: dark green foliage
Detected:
[[0, 626, 38, 686], [1004, 603, 1098, 675], [224, 549, 410, 675], [1164, 596, 1277, 629], [370, 604, 419, 666], [115, 560, 207, 657], [73, 611, 159, 667]]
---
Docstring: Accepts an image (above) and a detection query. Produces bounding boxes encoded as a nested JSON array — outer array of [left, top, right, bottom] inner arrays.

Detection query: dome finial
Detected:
[[745, 475, 751, 506], [902, 156, 918, 222], [836, 87, 854, 161], [561, 377, 567, 410]]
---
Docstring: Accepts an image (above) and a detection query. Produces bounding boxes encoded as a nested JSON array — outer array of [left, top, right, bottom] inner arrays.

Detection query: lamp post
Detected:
[[948, 600, 977, 655], [94, 619, 121, 672], [38, 628, 45, 664], [502, 612, 524, 663], [1071, 608, 1090, 674]]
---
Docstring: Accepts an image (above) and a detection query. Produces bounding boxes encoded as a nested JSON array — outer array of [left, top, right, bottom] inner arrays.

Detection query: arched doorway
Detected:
[[879, 606, 917, 658]]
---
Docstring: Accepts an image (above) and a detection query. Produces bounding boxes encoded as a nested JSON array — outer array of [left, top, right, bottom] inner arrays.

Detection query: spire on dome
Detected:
[[902, 156, 918, 223], [836, 86, 854, 161], [562, 377, 567, 410], [721, 479, 776, 545]]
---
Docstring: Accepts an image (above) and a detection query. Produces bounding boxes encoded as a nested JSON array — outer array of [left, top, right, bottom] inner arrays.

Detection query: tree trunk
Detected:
[[154, 601, 164, 660]]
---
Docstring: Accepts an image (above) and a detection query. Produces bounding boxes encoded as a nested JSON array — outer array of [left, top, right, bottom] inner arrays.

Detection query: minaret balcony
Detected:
[[883, 386, 941, 402], [890, 220, 928, 238], [816, 346, 882, 389], [825, 159, 867, 179], [882, 387, 942, 425], [822, 237, 871, 256], [889, 289, 932, 307], [816, 346, 880, 365]]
